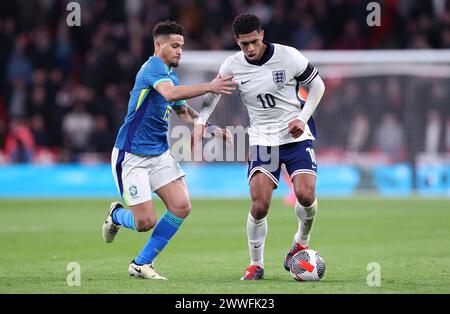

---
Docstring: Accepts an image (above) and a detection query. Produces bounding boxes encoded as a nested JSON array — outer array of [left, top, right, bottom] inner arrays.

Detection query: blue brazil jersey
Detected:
[[114, 56, 186, 156]]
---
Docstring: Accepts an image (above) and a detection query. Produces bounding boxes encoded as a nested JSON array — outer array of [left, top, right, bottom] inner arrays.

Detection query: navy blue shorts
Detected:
[[247, 140, 317, 187]]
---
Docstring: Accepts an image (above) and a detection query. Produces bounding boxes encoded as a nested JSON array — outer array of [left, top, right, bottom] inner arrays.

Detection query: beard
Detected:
[[169, 60, 179, 68]]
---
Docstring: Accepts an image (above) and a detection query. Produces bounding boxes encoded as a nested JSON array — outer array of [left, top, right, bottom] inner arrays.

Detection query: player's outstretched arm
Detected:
[[155, 75, 236, 102], [288, 75, 326, 138], [174, 104, 233, 148], [191, 87, 223, 146]]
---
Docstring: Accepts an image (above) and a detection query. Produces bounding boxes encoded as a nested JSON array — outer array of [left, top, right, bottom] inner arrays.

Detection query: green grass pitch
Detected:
[[0, 197, 449, 294]]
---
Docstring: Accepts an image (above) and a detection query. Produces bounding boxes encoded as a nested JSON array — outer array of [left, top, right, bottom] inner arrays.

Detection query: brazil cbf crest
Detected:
[[272, 70, 286, 86], [129, 185, 138, 197]]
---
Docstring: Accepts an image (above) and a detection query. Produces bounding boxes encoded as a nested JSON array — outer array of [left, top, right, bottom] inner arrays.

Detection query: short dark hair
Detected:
[[232, 13, 262, 37], [152, 20, 186, 39]]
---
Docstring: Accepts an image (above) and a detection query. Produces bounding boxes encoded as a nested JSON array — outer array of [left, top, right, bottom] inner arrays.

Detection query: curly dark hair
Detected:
[[232, 13, 262, 37], [152, 20, 186, 39]]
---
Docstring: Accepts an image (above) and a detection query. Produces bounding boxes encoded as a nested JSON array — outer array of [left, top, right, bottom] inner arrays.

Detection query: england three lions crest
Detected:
[[272, 70, 286, 86]]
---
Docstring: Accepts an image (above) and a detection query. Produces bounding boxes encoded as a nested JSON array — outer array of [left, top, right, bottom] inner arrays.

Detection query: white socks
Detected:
[[247, 213, 267, 268], [294, 199, 318, 246], [246, 199, 317, 267]]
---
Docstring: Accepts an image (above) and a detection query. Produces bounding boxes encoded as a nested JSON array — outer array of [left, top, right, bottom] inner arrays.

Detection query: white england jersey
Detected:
[[219, 43, 318, 146]]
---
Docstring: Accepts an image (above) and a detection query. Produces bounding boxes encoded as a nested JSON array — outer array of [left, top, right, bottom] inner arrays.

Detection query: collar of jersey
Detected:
[[244, 42, 274, 66]]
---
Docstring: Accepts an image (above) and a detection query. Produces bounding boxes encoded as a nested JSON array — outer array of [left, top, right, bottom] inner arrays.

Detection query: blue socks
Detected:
[[112, 207, 136, 230], [134, 210, 184, 265], [112, 207, 184, 265]]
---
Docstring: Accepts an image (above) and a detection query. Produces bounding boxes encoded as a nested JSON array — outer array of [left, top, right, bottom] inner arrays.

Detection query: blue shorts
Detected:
[[247, 140, 317, 187]]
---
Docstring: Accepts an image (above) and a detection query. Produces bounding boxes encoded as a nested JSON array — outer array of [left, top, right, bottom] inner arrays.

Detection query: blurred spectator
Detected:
[[55, 24, 74, 74], [95, 83, 128, 133], [7, 33, 32, 84], [374, 113, 405, 161], [8, 78, 28, 119], [364, 79, 384, 131], [409, 33, 433, 49], [62, 102, 94, 156], [292, 16, 323, 50], [29, 26, 53, 69], [0, 96, 7, 149], [386, 77, 404, 117], [424, 110, 443, 153], [178, 0, 202, 46], [28, 85, 50, 119], [30, 114, 49, 149], [4, 119, 35, 163], [441, 27, 450, 48], [446, 117, 450, 152], [347, 112, 370, 152], [264, 2, 292, 44], [248, 0, 272, 25], [334, 20, 366, 50], [201, 0, 229, 34], [430, 80, 449, 112], [88, 114, 114, 154]]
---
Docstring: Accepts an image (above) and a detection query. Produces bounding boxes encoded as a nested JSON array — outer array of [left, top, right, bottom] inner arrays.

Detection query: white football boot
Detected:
[[102, 201, 122, 243], [128, 261, 167, 280]]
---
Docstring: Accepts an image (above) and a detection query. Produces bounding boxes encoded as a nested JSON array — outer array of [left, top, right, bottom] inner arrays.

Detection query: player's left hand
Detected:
[[288, 119, 305, 138]]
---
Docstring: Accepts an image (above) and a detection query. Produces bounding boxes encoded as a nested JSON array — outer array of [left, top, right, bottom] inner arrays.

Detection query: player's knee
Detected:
[[168, 201, 192, 219], [295, 186, 316, 207], [135, 217, 156, 232], [251, 198, 270, 218], [179, 202, 192, 218]]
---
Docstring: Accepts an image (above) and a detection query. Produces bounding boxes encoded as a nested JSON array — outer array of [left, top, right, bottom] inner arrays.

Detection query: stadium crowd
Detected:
[[1, 0, 450, 163]]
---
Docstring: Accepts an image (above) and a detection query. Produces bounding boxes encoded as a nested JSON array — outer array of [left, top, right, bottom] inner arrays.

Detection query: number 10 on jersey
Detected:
[[257, 94, 276, 109]]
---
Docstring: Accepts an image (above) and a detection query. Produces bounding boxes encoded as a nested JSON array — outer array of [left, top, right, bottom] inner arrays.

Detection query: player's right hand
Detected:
[[209, 74, 237, 95], [288, 119, 305, 138]]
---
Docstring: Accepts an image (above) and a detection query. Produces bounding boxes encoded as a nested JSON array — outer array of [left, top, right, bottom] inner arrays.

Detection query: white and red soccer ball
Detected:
[[290, 249, 325, 282]]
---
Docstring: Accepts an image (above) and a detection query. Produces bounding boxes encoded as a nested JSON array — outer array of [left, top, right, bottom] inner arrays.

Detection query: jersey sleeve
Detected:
[[173, 99, 187, 108], [291, 48, 319, 85], [218, 56, 233, 77], [144, 58, 173, 89]]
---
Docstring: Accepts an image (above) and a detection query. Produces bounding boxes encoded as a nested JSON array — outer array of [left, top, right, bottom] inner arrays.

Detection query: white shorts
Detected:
[[111, 148, 185, 206]]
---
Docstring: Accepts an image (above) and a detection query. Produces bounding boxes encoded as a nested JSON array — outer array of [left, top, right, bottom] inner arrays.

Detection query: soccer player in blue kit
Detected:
[[102, 21, 236, 279]]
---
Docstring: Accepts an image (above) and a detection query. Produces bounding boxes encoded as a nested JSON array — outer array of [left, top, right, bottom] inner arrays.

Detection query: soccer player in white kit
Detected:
[[194, 14, 326, 280]]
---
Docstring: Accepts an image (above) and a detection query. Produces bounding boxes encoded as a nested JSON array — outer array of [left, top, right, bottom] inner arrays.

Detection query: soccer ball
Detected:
[[290, 249, 325, 282]]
